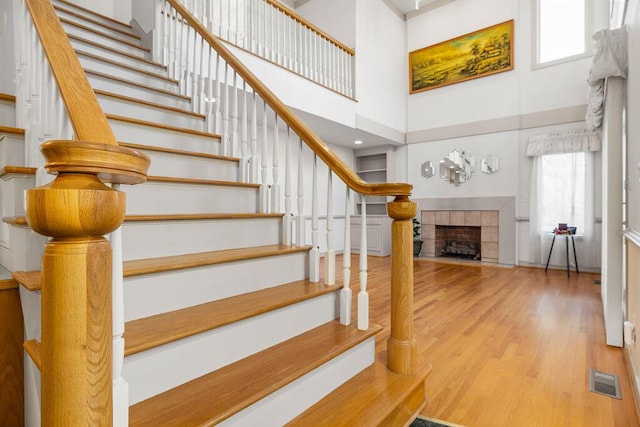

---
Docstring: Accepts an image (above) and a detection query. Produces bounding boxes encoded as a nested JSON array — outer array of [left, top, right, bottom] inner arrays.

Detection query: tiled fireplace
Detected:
[[421, 210, 499, 263]]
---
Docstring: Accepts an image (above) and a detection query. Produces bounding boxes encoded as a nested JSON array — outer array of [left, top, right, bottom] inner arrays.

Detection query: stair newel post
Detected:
[[283, 126, 293, 245], [340, 188, 352, 325], [325, 169, 335, 286], [271, 115, 281, 213], [386, 195, 418, 375], [109, 183, 129, 427], [309, 154, 320, 282], [258, 100, 269, 213], [357, 196, 368, 330], [296, 136, 305, 246]]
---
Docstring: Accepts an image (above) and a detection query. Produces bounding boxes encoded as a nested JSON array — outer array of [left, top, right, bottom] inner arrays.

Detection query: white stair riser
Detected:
[[62, 24, 147, 58], [87, 73, 191, 110], [123, 291, 339, 405], [97, 95, 205, 132], [0, 134, 25, 169], [124, 251, 308, 321], [109, 120, 219, 155], [0, 100, 16, 127], [72, 40, 166, 74], [122, 181, 257, 215], [52, 0, 132, 32], [3, 226, 47, 271], [222, 338, 375, 427], [120, 217, 281, 260], [136, 149, 237, 182], [56, 9, 140, 43], [80, 58, 177, 92]]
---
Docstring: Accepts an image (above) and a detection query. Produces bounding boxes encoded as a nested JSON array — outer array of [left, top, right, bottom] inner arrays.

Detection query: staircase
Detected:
[[4, 0, 428, 425]]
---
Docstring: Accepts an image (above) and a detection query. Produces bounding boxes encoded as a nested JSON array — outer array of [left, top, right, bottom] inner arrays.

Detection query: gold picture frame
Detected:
[[409, 20, 514, 94]]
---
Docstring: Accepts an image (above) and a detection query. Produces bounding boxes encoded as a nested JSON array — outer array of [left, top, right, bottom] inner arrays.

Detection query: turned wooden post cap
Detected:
[[41, 140, 150, 185], [387, 196, 417, 220], [26, 173, 126, 238]]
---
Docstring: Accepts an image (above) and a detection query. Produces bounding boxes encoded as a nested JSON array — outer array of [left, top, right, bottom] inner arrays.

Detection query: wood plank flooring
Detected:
[[337, 255, 638, 427]]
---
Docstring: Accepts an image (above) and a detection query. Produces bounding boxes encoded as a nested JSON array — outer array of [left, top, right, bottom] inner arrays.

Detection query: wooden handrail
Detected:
[[263, 0, 355, 56], [168, 0, 411, 197], [25, 0, 118, 146]]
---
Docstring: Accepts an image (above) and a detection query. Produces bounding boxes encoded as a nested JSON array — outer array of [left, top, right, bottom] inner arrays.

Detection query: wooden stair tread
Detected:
[[78, 51, 177, 83], [0, 93, 16, 102], [12, 243, 308, 292], [69, 34, 167, 69], [125, 279, 341, 356], [0, 166, 36, 176], [0, 126, 25, 135], [119, 141, 239, 162], [59, 16, 149, 52], [0, 265, 17, 291], [123, 244, 311, 277], [95, 90, 205, 119], [106, 114, 220, 139], [129, 321, 382, 426], [288, 358, 432, 427], [55, 0, 133, 30], [12, 271, 40, 292], [85, 70, 190, 100], [54, 3, 140, 40], [24, 339, 41, 369]]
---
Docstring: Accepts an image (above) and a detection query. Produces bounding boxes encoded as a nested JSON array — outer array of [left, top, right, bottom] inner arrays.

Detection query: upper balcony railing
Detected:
[[154, 0, 355, 98]]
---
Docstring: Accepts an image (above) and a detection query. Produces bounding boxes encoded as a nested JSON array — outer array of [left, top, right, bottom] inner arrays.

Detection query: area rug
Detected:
[[410, 415, 466, 427]]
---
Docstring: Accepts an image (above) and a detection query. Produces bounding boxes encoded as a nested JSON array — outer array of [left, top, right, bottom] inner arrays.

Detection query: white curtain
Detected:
[[586, 27, 628, 130], [528, 131, 599, 270]]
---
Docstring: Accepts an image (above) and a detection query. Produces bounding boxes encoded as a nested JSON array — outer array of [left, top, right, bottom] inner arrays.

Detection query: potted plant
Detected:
[[412, 218, 423, 257]]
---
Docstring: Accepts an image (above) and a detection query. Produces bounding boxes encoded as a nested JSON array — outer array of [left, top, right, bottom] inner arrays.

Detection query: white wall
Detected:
[[627, 0, 640, 230], [404, 0, 606, 268], [0, 0, 14, 95], [294, 0, 356, 48], [354, 0, 407, 134]]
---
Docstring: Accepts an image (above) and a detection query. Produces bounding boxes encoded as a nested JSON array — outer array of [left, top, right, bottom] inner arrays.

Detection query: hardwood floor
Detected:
[[338, 255, 639, 427]]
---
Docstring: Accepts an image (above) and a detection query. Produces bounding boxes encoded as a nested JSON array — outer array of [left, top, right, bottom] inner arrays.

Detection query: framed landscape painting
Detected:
[[409, 20, 514, 94]]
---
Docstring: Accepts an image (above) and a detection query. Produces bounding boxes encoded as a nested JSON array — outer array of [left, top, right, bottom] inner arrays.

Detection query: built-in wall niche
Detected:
[[355, 151, 392, 216]]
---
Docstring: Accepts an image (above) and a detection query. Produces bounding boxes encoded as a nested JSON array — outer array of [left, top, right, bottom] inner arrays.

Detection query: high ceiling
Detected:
[[389, 0, 439, 14]]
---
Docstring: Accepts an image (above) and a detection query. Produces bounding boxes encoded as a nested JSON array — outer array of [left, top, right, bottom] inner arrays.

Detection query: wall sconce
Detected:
[[481, 155, 500, 174], [421, 161, 435, 178], [439, 149, 475, 186]]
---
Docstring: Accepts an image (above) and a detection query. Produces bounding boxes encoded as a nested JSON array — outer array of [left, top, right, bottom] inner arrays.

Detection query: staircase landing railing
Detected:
[[154, 0, 355, 98], [164, 0, 418, 377], [15, 0, 149, 424]]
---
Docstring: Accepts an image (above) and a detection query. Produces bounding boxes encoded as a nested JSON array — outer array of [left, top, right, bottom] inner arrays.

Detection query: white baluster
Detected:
[[259, 101, 269, 212], [296, 137, 305, 246], [230, 71, 239, 158], [309, 154, 320, 282], [214, 54, 222, 134], [340, 188, 351, 325], [249, 91, 258, 183], [222, 63, 230, 156], [325, 170, 335, 285], [240, 81, 249, 182], [358, 196, 368, 330], [283, 127, 293, 245], [110, 184, 128, 427], [271, 115, 281, 213]]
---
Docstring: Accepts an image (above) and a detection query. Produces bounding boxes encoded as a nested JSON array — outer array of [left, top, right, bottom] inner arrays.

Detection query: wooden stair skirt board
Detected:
[[129, 322, 382, 426]]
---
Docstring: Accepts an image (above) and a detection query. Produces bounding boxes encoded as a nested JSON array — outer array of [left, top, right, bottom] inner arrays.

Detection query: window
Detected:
[[536, 0, 589, 64], [538, 152, 587, 233]]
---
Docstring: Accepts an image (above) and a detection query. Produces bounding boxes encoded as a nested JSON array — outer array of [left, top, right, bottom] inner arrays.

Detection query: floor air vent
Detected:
[[589, 369, 622, 399]]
